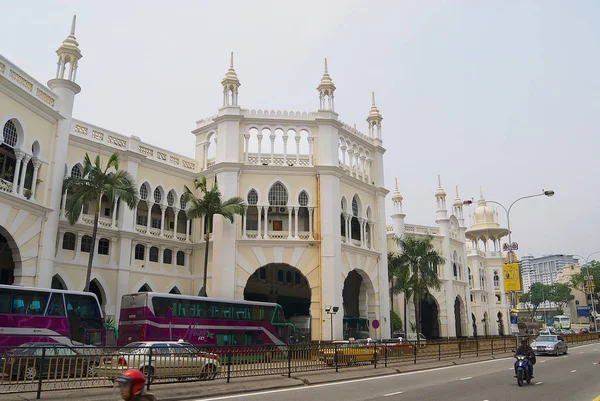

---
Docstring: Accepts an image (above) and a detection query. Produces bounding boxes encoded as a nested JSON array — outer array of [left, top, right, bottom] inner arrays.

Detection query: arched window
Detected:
[[493, 271, 499, 288], [247, 189, 258, 205], [169, 287, 181, 294], [98, 238, 110, 255], [134, 244, 145, 260], [176, 251, 185, 266], [453, 263, 458, 278], [298, 191, 308, 206], [139, 184, 149, 200], [179, 194, 187, 210], [163, 249, 173, 264], [149, 246, 159, 262], [268, 182, 288, 206], [51, 274, 67, 290], [3, 121, 18, 148], [350, 195, 361, 241], [71, 165, 82, 179], [81, 235, 92, 253], [167, 191, 175, 207], [153, 188, 162, 204], [62, 232, 76, 250], [468, 267, 473, 288], [138, 284, 151, 292]]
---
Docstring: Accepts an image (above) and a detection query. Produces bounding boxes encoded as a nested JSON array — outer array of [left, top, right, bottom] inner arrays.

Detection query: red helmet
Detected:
[[115, 369, 145, 396]]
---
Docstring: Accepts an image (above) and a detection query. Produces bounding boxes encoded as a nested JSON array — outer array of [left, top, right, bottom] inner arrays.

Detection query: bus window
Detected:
[[216, 333, 230, 346], [46, 293, 66, 317], [222, 304, 234, 319], [245, 331, 262, 345], [12, 290, 49, 315], [0, 288, 11, 314], [235, 306, 250, 320], [273, 306, 286, 324], [64, 294, 101, 319]]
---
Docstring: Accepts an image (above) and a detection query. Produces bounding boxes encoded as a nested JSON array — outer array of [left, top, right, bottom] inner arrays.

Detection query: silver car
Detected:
[[531, 335, 568, 356]]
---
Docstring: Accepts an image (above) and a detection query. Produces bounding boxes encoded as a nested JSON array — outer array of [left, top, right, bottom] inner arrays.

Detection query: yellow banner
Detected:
[[503, 263, 521, 291]]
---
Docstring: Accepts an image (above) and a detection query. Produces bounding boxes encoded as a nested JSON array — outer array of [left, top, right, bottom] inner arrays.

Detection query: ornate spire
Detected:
[[453, 185, 462, 207], [366, 91, 383, 140], [54, 15, 82, 82], [317, 58, 336, 111], [435, 174, 446, 198], [392, 177, 403, 203], [221, 51, 241, 106]]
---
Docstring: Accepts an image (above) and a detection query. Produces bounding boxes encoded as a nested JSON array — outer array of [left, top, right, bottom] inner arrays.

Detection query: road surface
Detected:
[[192, 342, 600, 401]]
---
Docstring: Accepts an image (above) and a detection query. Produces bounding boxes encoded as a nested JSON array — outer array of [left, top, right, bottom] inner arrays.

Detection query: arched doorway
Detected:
[[89, 279, 106, 312], [0, 232, 15, 285], [51, 274, 67, 290], [497, 312, 504, 336], [244, 263, 311, 319], [342, 269, 376, 340], [472, 313, 478, 337], [454, 297, 463, 338], [420, 294, 440, 339]]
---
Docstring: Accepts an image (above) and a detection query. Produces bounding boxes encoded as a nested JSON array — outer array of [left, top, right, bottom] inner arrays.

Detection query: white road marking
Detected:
[[571, 369, 577, 373], [540, 360, 547, 363], [535, 381, 543, 385], [192, 342, 600, 401], [460, 377, 473, 380], [580, 351, 585, 354], [384, 391, 403, 397]]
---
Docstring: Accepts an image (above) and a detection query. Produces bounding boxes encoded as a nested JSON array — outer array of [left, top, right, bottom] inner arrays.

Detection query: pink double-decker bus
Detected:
[[118, 292, 294, 348], [0, 284, 106, 347]]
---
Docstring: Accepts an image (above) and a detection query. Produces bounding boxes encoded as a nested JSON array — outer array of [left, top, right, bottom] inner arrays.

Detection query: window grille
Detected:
[[179, 194, 187, 210], [139, 184, 148, 200], [3, 121, 17, 148], [298, 191, 308, 206], [268, 182, 288, 206], [98, 239, 110, 255], [167, 191, 175, 206], [153, 188, 162, 204], [71, 165, 82, 179], [352, 196, 359, 217], [247, 189, 258, 205]]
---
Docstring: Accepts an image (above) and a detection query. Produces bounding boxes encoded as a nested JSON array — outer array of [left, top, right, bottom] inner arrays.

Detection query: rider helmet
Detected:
[[115, 369, 145, 397]]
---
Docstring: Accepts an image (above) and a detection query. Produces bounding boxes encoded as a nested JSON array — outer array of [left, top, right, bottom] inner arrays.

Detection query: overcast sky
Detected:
[[2, 1, 598, 261]]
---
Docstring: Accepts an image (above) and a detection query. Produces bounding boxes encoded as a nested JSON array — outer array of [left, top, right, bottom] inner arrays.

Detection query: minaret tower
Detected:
[[453, 185, 465, 226], [435, 175, 448, 220], [38, 16, 83, 288], [317, 58, 336, 111], [221, 52, 240, 107], [366, 92, 383, 141], [391, 177, 406, 242]]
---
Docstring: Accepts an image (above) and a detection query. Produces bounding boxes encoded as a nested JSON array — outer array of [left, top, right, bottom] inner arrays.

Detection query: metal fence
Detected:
[[1, 333, 597, 399]]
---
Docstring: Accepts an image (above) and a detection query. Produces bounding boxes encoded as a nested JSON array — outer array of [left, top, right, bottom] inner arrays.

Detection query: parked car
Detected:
[[97, 341, 220, 381], [578, 328, 590, 334], [319, 340, 378, 365], [379, 338, 414, 356], [531, 335, 568, 356], [0, 342, 100, 381]]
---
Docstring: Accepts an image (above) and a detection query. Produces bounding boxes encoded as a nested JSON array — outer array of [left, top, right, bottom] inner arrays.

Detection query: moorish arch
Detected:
[[419, 293, 440, 339], [0, 222, 26, 286], [454, 296, 468, 338], [244, 263, 312, 319], [89, 279, 107, 312], [51, 274, 67, 290]]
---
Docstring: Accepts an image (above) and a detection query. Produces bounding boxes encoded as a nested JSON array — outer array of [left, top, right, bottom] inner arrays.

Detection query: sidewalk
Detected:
[[2, 350, 517, 401]]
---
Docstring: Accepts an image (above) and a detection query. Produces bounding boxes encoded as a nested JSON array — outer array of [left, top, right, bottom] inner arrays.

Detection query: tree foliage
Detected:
[[390, 310, 403, 333], [388, 251, 413, 335], [570, 260, 600, 294], [520, 282, 575, 320], [182, 176, 245, 297], [63, 153, 138, 292]]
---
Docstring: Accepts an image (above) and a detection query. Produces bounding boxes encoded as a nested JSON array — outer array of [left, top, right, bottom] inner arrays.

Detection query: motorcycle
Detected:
[[514, 354, 532, 387]]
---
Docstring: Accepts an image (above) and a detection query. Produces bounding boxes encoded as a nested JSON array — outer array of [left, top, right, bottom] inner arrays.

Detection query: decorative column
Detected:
[[366, 158, 372, 184], [359, 155, 366, 181], [159, 205, 166, 237], [368, 222, 374, 249], [11, 150, 25, 194], [256, 207, 262, 238], [347, 148, 353, 176], [61, 188, 68, 219], [345, 214, 351, 242], [74, 233, 83, 260], [16, 154, 29, 194], [308, 207, 314, 240], [173, 208, 180, 238], [186, 219, 191, 242], [144, 242, 150, 268], [203, 142, 208, 170], [294, 206, 299, 238], [110, 237, 118, 265], [269, 131, 276, 165], [282, 132, 288, 164], [159, 246, 165, 270], [185, 249, 192, 274], [146, 201, 154, 234], [131, 241, 137, 264], [172, 247, 178, 270], [57, 229, 65, 253], [242, 206, 248, 239], [132, 202, 138, 228], [244, 134, 250, 163], [257, 132, 263, 164], [308, 137, 314, 166], [354, 152, 360, 178], [263, 205, 269, 239], [295, 132, 301, 165], [111, 197, 119, 228], [287, 207, 293, 239], [30, 158, 42, 201], [340, 144, 347, 168]]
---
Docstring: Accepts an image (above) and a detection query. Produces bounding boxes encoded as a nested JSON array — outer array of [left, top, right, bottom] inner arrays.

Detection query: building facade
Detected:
[[521, 254, 578, 292], [388, 182, 510, 338], [0, 18, 390, 340]]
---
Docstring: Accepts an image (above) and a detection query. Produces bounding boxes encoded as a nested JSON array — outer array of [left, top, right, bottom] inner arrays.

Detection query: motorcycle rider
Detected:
[[114, 369, 157, 401], [514, 338, 536, 378]]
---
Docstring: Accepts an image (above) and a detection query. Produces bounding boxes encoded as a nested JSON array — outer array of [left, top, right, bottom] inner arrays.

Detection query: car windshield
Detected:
[[536, 335, 557, 342], [119, 342, 149, 354]]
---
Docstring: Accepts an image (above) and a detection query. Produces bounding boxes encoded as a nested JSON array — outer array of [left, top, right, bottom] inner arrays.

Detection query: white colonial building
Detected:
[[0, 17, 390, 340], [388, 181, 511, 338]]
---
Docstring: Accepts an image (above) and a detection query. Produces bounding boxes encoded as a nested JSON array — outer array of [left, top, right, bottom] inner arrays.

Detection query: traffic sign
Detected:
[[166, 307, 173, 323], [372, 319, 380, 329]]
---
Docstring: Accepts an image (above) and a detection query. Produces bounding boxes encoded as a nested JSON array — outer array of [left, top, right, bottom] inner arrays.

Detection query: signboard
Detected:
[[503, 263, 521, 292], [577, 306, 591, 317], [372, 319, 380, 329]]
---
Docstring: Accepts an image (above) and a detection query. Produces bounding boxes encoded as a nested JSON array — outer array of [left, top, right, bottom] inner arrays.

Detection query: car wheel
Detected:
[[200, 364, 217, 380], [563, 346, 568, 355], [22, 365, 38, 381], [86, 363, 98, 377], [555, 348, 560, 356]]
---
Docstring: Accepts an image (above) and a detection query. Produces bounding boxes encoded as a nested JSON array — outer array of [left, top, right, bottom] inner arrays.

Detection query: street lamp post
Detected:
[[573, 251, 600, 329], [464, 189, 555, 332], [325, 306, 339, 341]]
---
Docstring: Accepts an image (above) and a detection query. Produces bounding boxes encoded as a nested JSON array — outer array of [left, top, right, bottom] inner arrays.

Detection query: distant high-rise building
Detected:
[[520, 255, 535, 293], [521, 254, 579, 292]]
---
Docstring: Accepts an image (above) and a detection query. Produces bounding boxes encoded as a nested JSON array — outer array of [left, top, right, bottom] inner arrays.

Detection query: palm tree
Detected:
[[396, 235, 444, 340], [63, 153, 138, 292], [182, 176, 245, 297], [388, 251, 413, 336]]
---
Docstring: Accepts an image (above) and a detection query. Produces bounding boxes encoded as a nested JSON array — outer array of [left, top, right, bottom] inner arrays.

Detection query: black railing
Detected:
[[0, 333, 596, 399]]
